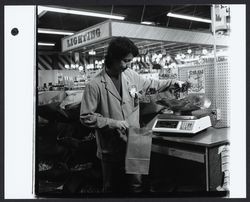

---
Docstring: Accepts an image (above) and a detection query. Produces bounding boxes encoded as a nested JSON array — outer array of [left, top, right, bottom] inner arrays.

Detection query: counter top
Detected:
[[152, 127, 229, 147], [145, 114, 229, 148]]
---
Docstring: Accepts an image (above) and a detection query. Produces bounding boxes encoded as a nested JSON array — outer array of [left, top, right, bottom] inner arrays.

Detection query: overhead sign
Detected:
[[61, 21, 110, 52], [212, 5, 230, 33]]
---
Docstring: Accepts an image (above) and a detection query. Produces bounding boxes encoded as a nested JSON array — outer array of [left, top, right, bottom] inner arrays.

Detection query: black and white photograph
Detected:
[[3, 1, 246, 199]]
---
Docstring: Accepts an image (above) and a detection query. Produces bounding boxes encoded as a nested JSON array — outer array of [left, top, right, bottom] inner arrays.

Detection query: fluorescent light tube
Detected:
[[141, 21, 155, 25], [38, 42, 55, 46], [38, 6, 125, 20], [38, 28, 74, 35], [167, 12, 211, 23]]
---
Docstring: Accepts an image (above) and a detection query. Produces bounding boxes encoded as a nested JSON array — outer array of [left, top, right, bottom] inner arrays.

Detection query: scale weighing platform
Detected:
[[152, 113, 212, 135]]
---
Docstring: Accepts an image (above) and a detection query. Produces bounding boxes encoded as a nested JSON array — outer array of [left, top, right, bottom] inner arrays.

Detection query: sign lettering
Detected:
[[62, 21, 110, 52], [66, 28, 101, 48]]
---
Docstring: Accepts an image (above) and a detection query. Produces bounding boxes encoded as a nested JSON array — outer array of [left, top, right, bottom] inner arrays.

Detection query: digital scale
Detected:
[[152, 113, 212, 135]]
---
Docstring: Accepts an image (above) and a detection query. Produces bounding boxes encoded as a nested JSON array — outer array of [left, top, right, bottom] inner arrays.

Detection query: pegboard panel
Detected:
[[178, 61, 230, 128], [215, 61, 230, 128]]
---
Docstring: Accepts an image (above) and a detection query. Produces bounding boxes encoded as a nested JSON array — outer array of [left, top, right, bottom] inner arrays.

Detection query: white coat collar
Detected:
[[101, 68, 122, 102]]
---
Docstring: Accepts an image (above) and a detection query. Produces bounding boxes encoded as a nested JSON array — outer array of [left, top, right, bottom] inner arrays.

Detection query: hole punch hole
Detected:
[[11, 28, 19, 36]]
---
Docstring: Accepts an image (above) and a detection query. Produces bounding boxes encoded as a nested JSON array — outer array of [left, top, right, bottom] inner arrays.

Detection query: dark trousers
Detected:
[[101, 159, 143, 193]]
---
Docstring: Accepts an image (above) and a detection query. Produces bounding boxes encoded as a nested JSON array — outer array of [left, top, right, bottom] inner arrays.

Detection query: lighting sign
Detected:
[[62, 21, 110, 52]]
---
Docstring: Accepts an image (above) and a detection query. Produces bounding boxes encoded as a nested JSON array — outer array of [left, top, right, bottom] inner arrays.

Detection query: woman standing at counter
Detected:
[[80, 37, 184, 193]]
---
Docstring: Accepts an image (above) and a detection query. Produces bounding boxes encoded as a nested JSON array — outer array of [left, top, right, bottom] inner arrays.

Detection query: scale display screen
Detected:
[[155, 120, 179, 128]]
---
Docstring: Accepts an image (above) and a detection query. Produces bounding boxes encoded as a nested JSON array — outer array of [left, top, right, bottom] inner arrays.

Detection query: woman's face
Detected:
[[108, 53, 134, 75], [120, 53, 133, 71]]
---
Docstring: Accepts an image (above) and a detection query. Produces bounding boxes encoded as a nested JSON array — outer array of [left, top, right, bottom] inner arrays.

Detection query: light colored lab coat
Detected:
[[80, 68, 176, 161]]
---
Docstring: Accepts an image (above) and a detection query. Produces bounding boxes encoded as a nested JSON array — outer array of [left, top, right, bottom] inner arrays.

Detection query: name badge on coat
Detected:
[[129, 85, 139, 108]]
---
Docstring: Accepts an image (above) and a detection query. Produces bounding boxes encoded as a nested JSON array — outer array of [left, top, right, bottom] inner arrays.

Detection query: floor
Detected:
[[35, 156, 228, 198]]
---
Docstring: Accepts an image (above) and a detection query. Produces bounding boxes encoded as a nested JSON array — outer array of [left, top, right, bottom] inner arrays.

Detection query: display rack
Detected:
[[178, 60, 230, 128]]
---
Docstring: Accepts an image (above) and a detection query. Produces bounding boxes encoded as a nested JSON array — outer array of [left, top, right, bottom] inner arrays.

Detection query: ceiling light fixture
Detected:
[[202, 49, 208, 54], [38, 28, 74, 35], [79, 66, 84, 71], [89, 50, 96, 55], [38, 6, 125, 20], [38, 42, 55, 46], [167, 12, 211, 23], [141, 21, 155, 25]]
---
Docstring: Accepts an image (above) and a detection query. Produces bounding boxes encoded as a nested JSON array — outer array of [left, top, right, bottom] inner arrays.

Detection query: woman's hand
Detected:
[[115, 120, 129, 130], [116, 128, 128, 142], [172, 80, 191, 93], [173, 80, 185, 88]]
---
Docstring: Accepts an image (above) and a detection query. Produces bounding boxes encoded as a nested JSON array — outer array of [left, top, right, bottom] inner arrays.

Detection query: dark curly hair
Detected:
[[105, 37, 139, 68]]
